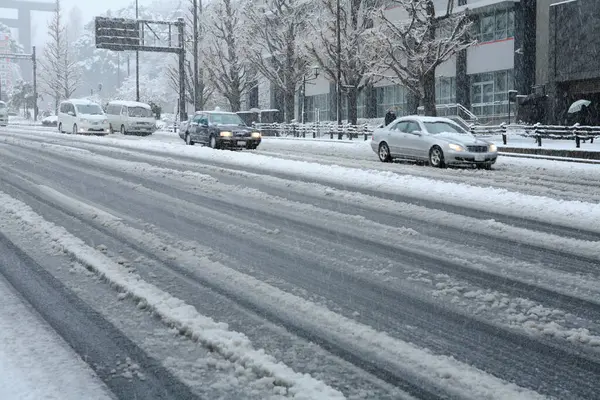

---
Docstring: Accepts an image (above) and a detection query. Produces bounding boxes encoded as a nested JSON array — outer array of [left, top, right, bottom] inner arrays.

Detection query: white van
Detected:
[[58, 99, 109, 135], [105, 100, 156, 135], [0, 101, 8, 126]]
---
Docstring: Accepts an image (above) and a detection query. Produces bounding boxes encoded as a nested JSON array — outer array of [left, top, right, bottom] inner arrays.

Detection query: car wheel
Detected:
[[109, 124, 114, 134], [429, 146, 446, 168], [209, 135, 218, 149], [378, 142, 391, 162], [185, 133, 194, 145], [58, 123, 63, 133], [72, 124, 78, 135], [120, 125, 126, 135]]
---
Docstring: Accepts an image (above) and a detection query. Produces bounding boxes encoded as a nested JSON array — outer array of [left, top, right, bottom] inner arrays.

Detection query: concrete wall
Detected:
[[549, 0, 600, 83], [467, 39, 515, 75], [535, 0, 563, 86], [547, 0, 600, 123]]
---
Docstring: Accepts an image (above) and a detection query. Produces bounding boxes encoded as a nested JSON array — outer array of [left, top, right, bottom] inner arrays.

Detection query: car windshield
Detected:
[[209, 113, 245, 125], [422, 121, 468, 134], [76, 104, 104, 115], [128, 106, 152, 117]]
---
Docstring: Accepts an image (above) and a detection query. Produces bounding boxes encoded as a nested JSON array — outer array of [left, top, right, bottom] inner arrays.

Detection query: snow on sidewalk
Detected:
[[0, 276, 114, 400]]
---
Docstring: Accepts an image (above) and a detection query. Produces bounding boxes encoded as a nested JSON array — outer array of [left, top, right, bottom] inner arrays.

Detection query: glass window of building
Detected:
[[305, 93, 330, 122], [473, 8, 516, 43], [470, 69, 514, 118], [357, 90, 367, 119], [340, 89, 368, 120], [375, 85, 407, 117], [435, 77, 456, 105]]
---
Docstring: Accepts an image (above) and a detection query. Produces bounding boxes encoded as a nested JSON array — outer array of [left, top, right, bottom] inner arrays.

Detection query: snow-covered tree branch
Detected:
[[39, 0, 81, 113], [375, 0, 474, 116], [243, 0, 311, 122], [203, 0, 255, 112], [168, 0, 214, 111], [307, 0, 382, 124]]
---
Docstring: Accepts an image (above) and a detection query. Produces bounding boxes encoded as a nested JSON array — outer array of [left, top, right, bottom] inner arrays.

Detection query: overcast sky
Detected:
[[18, 1, 154, 47]]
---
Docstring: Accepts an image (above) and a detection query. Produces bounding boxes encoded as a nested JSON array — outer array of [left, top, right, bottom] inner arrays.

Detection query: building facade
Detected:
[[300, 0, 530, 124], [546, 0, 600, 125], [0, 32, 19, 101], [244, 0, 593, 125]]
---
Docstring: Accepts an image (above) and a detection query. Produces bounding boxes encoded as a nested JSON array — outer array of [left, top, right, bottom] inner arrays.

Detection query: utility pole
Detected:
[[178, 18, 187, 122], [336, 0, 342, 126], [193, 0, 199, 111], [32, 46, 38, 121], [135, 0, 140, 101]]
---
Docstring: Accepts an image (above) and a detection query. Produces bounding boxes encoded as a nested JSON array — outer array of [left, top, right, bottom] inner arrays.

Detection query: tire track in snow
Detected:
[[1, 149, 600, 396], [8, 131, 600, 244], [0, 180, 551, 400], [2, 130, 600, 242]]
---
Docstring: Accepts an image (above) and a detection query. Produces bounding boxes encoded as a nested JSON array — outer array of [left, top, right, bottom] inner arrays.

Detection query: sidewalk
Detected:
[[490, 135, 600, 162]]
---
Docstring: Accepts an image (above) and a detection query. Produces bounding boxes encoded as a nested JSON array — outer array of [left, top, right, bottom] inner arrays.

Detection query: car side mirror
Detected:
[[411, 130, 423, 136], [68, 111, 75, 116]]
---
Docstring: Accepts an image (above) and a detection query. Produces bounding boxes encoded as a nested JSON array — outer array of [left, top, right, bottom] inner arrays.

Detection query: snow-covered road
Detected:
[[0, 274, 114, 400], [1, 125, 600, 399]]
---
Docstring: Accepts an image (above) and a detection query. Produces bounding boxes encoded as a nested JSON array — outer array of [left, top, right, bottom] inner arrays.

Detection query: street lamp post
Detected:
[[335, 0, 342, 126], [193, 0, 199, 111], [135, 0, 140, 102]]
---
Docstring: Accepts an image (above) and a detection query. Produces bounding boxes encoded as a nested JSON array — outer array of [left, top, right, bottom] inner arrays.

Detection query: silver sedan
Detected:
[[371, 116, 498, 169]]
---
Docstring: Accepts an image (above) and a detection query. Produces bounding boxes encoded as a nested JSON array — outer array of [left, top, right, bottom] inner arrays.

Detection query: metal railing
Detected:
[[253, 121, 600, 149], [471, 123, 600, 148], [253, 122, 376, 141]]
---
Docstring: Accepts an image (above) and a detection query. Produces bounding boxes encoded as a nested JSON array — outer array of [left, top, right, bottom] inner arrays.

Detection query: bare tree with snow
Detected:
[[167, 0, 214, 110], [376, 0, 474, 116], [40, 0, 81, 113], [307, 0, 381, 125], [203, 0, 255, 112], [243, 0, 310, 122]]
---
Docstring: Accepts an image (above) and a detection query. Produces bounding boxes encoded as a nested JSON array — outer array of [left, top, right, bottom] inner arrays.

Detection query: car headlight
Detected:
[[219, 131, 232, 137], [489, 144, 498, 152], [449, 143, 465, 152], [251, 131, 261, 139]]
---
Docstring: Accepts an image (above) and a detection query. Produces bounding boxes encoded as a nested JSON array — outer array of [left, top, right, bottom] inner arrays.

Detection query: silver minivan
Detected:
[[105, 100, 156, 135]]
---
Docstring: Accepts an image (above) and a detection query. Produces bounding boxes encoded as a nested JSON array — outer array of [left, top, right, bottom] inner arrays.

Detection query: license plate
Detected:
[[475, 154, 485, 161], [237, 141, 246, 146]]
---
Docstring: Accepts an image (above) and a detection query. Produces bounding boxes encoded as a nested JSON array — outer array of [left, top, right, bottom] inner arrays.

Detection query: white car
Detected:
[[105, 100, 156, 135], [0, 101, 8, 126], [58, 99, 109, 135], [41, 115, 58, 126]]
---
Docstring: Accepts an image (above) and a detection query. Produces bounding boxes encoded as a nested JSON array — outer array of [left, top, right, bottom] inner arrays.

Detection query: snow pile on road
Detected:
[[2, 185, 551, 400], [10, 130, 595, 235], [0, 191, 345, 400]]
